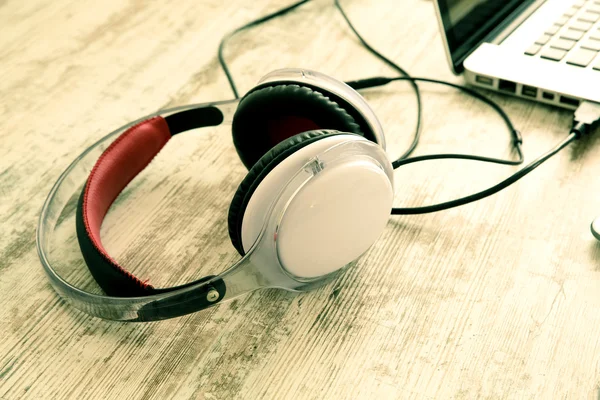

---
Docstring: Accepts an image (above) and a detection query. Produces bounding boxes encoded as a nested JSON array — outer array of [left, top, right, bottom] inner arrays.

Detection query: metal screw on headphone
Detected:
[[206, 288, 220, 303]]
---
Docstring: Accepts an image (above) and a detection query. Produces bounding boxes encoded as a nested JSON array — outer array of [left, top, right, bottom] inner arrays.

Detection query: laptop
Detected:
[[434, 0, 600, 109]]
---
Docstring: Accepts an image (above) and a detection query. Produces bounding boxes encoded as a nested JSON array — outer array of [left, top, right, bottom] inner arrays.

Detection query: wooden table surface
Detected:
[[3, 0, 600, 399]]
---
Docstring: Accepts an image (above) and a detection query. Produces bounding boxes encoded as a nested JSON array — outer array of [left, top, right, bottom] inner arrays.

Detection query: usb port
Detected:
[[559, 95, 580, 107], [542, 92, 555, 100], [475, 75, 494, 86], [498, 79, 517, 93], [521, 85, 537, 98]]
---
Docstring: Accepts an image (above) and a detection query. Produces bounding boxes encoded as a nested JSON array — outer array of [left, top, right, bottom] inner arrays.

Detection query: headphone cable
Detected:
[[217, 0, 424, 159], [218, 0, 312, 99], [344, 83, 600, 214], [333, 0, 422, 160], [392, 132, 577, 214], [344, 76, 525, 167], [217, 0, 424, 162]]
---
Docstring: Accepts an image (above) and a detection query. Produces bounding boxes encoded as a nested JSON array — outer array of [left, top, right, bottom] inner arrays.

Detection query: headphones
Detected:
[[39, 0, 593, 321], [66, 69, 394, 321]]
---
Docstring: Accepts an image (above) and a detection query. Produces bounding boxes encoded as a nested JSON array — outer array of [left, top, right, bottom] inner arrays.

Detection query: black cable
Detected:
[[392, 77, 522, 167], [345, 76, 524, 167], [218, 0, 312, 99], [217, 0, 424, 160], [345, 75, 566, 215], [392, 133, 577, 215], [334, 0, 423, 160]]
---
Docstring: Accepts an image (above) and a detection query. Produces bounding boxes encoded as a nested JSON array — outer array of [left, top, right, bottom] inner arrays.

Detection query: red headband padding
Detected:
[[76, 116, 171, 296]]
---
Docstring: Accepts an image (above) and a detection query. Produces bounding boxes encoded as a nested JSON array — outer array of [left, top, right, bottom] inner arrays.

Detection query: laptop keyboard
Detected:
[[525, 0, 600, 70]]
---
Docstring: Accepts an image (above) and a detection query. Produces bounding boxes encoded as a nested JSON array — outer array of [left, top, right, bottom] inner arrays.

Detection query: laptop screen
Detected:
[[437, 0, 531, 72]]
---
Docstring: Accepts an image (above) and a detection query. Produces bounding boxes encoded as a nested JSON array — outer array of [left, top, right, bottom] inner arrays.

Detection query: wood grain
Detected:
[[2, 0, 600, 398]]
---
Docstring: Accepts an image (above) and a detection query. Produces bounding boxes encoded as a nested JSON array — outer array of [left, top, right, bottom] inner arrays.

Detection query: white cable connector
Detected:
[[572, 101, 600, 137]]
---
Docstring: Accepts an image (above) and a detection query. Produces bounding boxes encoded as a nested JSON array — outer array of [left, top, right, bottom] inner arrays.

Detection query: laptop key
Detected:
[[594, 62, 600, 70], [551, 38, 577, 51], [540, 47, 568, 61], [569, 20, 594, 31], [535, 34, 552, 45], [561, 29, 585, 40], [565, 7, 579, 17], [587, 4, 600, 14], [579, 12, 600, 22], [525, 43, 542, 56], [581, 38, 600, 51], [573, 0, 585, 7], [546, 24, 562, 35], [556, 15, 570, 26], [591, 29, 600, 40], [567, 48, 599, 67]]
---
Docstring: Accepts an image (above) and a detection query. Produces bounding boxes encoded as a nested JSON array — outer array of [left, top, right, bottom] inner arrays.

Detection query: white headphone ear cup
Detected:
[[239, 134, 360, 254], [241, 133, 393, 279], [276, 155, 393, 278]]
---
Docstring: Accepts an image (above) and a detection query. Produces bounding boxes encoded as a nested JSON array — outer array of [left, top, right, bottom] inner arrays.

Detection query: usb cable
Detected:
[[390, 99, 600, 214]]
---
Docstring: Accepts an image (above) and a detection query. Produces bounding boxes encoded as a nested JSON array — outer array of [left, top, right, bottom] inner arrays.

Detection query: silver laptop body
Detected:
[[434, 0, 600, 109]]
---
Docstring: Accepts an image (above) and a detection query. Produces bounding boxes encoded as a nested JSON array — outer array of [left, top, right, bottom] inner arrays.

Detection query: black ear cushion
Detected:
[[228, 129, 346, 255], [232, 84, 364, 170]]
